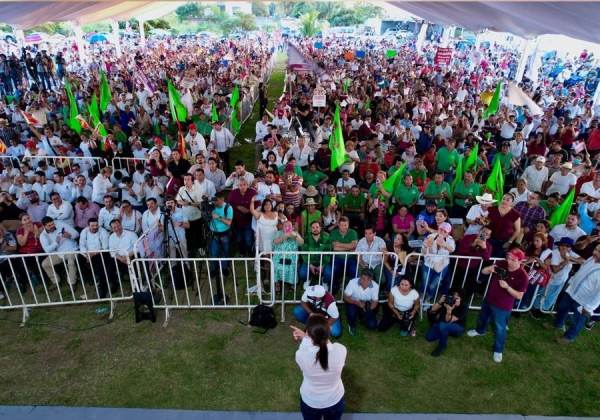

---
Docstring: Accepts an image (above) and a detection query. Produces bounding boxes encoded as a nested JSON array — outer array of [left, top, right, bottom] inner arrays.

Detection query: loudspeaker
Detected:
[[133, 292, 158, 323]]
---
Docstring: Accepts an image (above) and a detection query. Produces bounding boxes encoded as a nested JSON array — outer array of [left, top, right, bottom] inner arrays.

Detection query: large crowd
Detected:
[[0, 33, 600, 364]]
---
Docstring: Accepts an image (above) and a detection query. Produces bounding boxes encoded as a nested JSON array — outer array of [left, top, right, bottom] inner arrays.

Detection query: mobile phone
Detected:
[[376, 179, 381, 185], [480, 233, 486, 240], [288, 175, 292, 180], [284, 224, 292, 233], [592, 228, 599, 236]]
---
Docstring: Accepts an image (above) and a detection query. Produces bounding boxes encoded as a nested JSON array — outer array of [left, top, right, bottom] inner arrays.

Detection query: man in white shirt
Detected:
[[350, 114, 363, 132], [355, 226, 387, 285], [342, 268, 379, 335], [131, 140, 149, 160], [186, 123, 207, 157], [141, 198, 161, 232], [521, 156, 548, 193], [46, 192, 74, 226], [177, 173, 203, 253], [139, 173, 164, 206], [98, 195, 120, 232], [271, 110, 290, 136], [205, 157, 226, 192], [499, 113, 517, 142], [434, 119, 452, 139], [108, 219, 138, 277], [256, 171, 282, 205], [79, 218, 114, 298], [53, 172, 74, 203], [580, 171, 600, 212], [148, 137, 172, 161], [120, 176, 144, 211], [545, 163, 577, 196], [255, 114, 271, 142], [40, 216, 80, 287], [193, 168, 216, 199], [286, 136, 314, 169], [549, 214, 586, 248], [209, 120, 234, 173], [224, 160, 255, 190]]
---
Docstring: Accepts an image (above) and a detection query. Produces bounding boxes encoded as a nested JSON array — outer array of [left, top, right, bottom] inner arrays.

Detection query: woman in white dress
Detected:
[[250, 196, 279, 289]]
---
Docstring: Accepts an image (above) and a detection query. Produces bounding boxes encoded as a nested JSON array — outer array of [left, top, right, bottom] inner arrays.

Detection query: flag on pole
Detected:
[[154, 118, 161, 135], [485, 156, 505, 203], [230, 86, 239, 107], [64, 78, 81, 133], [92, 123, 110, 151], [507, 82, 542, 116], [383, 162, 407, 194], [451, 156, 464, 205], [0, 139, 7, 154], [287, 42, 332, 83], [211, 103, 218, 123], [178, 132, 188, 160], [99, 71, 111, 113], [549, 189, 575, 228], [167, 78, 187, 122], [21, 110, 39, 125], [463, 143, 479, 176], [343, 78, 350, 93], [231, 108, 240, 132], [330, 104, 346, 171], [87, 94, 107, 137], [75, 115, 92, 131], [483, 81, 502, 119]]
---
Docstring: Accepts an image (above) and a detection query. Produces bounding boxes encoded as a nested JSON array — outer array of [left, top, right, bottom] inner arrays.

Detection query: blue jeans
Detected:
[[210, 231, 231, 271], [300, 396, 345, 420], [489, 238, 509, 259], [299, 263, 332, 286], [292, 305, 342, 338], [533, 283, 564, 311], [331, 256, 358, 289], [234, 224, 254, 257], [345, 302, 377, 329], [553, 292, 588, 341], [384, 267, 401, 292], [421, 264, 449, 300], [425, 321, 464, 348], [474, 299, 511, 353]]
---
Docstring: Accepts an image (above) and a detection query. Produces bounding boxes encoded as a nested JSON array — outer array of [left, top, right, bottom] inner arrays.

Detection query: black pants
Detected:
[[218, 150, 231, 174], [186, 218, 203, 253], [89, 253, 117, 298]]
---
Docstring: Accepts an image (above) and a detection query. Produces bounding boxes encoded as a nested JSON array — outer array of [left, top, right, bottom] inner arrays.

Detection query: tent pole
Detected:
[[71, 21, 87, 63], [515, 38, 532, 83], [110, 19, 122, 58], [138, 19, 146, 49]]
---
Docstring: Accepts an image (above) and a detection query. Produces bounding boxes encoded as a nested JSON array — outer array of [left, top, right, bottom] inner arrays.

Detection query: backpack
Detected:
[[248, 304, 277, 332]]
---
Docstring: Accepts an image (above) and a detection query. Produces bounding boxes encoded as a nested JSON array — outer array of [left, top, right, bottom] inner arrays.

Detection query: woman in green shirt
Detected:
[[394, 174, 420, 210]]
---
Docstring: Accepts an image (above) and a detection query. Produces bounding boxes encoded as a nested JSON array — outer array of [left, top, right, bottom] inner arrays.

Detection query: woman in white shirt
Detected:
[[92, 167, 117, 204], [291, 314, 346, 420], [385, 277, 421, 336]]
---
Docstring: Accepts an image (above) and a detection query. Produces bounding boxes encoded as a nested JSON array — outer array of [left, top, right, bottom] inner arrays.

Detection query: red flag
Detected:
[[21, 111, 39, 125], [0, 139, 7, 154], [75, 115, 92, 131], [287, 43, 332, 82], [178, 132, 188, 160]]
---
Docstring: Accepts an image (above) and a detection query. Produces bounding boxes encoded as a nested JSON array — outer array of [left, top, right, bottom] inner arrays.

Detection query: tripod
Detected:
[[159, 210, 189, 297], [203, 214, 230, 305]]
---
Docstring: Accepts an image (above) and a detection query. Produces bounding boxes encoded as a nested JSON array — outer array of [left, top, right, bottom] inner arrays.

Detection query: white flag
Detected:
[[507, 83, 543, 116]]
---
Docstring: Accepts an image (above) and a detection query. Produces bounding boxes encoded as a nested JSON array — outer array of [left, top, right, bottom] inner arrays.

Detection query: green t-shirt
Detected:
[[113, 131, 127, 145], [540, 200, 558, 218], [329, 228, 358, 257], [453, 181, 481, 207], [388, 165, 409, 176], [424, 181, 451, 208], [278, 164, 303, 177], [435, 147, 461, 173], [300, 209, 322, 237], [394, 183, 420, 207], [493, 152, 514, 173], [302, 170, 327, 187], [343, 193, 366, 212], [323, 194, 338, 208], [409, 168, 428, 187], [301, 232, 331, 265]]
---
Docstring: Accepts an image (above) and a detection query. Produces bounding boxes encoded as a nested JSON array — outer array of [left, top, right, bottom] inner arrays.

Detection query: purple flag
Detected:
[[135, 62, 155, 93], [287, 43, 331, 82]]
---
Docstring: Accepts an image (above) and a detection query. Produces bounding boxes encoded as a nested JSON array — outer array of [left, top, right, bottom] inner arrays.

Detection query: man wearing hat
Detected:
[[543, 244, 600, 344], [209, 120, 234, 174], [530, 237, 585, 319], [185, 123, 206, 158], [468, 248, 529, 362], [358, 154, 380, 179], [342, 268, 380, 335], [545, 162, 576, 196], [521, 156, 549, 193], [293, 284, 341, 338]]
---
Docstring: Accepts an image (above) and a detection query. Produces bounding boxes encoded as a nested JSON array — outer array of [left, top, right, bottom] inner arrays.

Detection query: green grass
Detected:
[[0, 303, 599, 415], [230, 52, 287, 173]]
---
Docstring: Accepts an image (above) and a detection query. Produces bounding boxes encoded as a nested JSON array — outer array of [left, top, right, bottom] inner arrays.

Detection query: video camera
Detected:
[[201, 195, 217, 221]]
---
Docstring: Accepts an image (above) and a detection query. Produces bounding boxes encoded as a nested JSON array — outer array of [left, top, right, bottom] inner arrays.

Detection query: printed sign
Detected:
[[434, 48, 453, 65]]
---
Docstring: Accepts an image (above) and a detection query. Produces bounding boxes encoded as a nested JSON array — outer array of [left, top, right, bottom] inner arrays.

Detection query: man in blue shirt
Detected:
[[209, 191, 233, 276]]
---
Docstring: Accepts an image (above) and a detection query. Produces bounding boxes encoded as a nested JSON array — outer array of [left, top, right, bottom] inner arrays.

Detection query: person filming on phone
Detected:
[[467, 248, 528, 363]]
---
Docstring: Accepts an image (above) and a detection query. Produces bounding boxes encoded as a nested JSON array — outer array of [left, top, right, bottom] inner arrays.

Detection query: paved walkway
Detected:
[[0, 406, 587, 420]]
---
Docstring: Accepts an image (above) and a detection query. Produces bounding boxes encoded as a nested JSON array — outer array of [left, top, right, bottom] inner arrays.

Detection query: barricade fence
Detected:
[[0, 249, 133, 324]]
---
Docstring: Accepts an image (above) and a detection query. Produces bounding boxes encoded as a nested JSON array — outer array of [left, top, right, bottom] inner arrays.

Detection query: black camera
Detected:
[[495, 267, 508, 280], [254, 169, 265, 179], [201, 195, 216, 221], [444, 294, 456, 307], [160, 204, 173, 214]]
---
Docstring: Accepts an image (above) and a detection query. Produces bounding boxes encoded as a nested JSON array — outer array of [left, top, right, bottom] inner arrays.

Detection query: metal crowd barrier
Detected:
[[0, 249, 134, 324], [27, 155, 103, 176], [130, 256, 272, 327]]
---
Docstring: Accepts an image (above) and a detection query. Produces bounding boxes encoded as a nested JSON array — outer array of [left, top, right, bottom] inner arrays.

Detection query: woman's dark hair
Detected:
[[306, 314, 330, 371], [395, 232, 413, 253], [399, 276, 415, 289], [447, 287, 465, 301]]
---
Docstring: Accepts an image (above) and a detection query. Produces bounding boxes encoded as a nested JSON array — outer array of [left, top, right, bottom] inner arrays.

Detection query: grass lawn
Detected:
[[0, 302, 599, 416]]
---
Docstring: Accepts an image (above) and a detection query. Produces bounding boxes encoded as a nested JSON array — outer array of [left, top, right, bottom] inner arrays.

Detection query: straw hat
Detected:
[[304, 185, 319, 197], [476, 193, 497, 205]]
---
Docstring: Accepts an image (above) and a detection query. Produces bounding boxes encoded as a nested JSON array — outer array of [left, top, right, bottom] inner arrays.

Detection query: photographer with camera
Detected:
[[426, 287, 468, 357], [467, 248, 528, 363], [157, 195, 189, 259], [177, 174, 203, 254], [209, 192, 233, 276]]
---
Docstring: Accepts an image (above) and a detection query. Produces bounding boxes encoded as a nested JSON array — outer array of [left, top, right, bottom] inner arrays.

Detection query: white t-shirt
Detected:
[[549, 249, 581, 285], [465, 204, 489, 235], [546, 172, 576, 196], [391, 287, 419, 312]]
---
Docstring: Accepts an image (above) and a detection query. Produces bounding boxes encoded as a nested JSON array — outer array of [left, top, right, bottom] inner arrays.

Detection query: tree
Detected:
[[352, 2, 385, 20], [299, 10, 322, 38], [291, 2, 315, 18], [329, 10, 362, 27], [268, 3, 277, 17], [314, 2, 344, 20], [251, 2, 269, 17], [237, 12, 257, 31], [277, 2, 296, 17], [219, 17, 241, 35], [175, 2, 200, 19]]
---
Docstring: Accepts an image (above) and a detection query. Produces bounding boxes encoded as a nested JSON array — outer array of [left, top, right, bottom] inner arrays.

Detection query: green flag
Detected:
[[64, 78, 81, 133], [483, 81, 502, 119], [5, 95, 15, 104], [549, 189, 575, 228], [212, 103, 218, 123], [231, 108, 240, 132], [485, 156, 504, 203], [383, 162, 407, 194], [154, 118, 161, 135], [343, 78, 349, 94], [230, 86, 239, 107], [451, 156, 464, 205], [87, 93, 107, 137], [99, 71, 111, 113], [330, 104, 346, 171], [365, 99, 370, 111], [167, 78, 187, 122], [463, 143, 479, 177], [386, 49, 397, 58]]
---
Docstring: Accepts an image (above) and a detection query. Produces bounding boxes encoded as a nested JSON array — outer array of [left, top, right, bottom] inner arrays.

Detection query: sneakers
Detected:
[[431, 346, 446, 357], [493, 352, 503, 363], [554, 336, 574, 345], [467, 329, 484, 337], [410, 329, 417, 337], [585, 321, 596, 331], [530, 308, 543, 320], [400, 330, 409, 337], [348, 325, 356, 335], [543, 322, 565, 332]]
